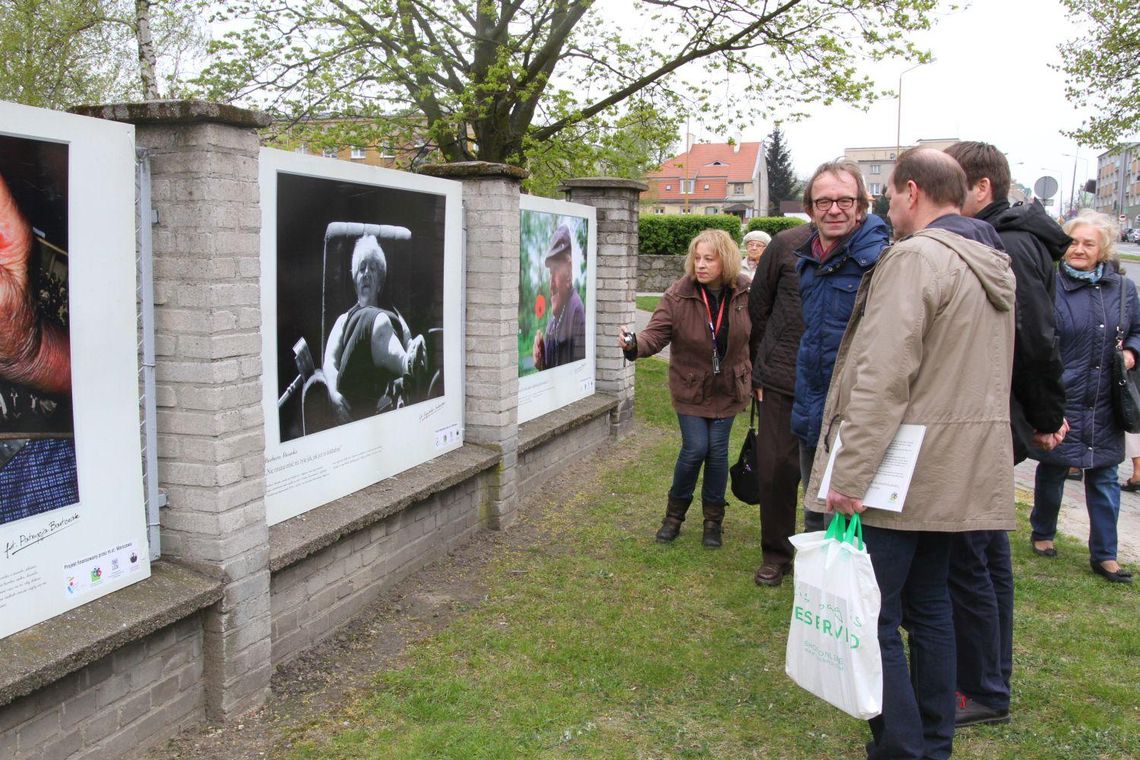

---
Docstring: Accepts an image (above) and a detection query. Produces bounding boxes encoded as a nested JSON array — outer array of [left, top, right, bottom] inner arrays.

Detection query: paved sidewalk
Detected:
[[633, 306, 669, 361], [1014, 459, 1139, 563], [635, 305, 1139, 564]]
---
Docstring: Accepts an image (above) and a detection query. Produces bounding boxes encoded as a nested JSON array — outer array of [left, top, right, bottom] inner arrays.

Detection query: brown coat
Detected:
[[805, 228, 1017, 531], [636, 274, 752, 418]]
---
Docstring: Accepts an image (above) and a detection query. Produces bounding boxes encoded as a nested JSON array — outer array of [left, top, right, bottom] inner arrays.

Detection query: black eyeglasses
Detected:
[[812, 196, 857, 212]]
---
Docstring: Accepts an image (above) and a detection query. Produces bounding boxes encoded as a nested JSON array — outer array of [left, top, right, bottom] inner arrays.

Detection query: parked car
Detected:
[[1123, 227, 1135, 242], [1130, 228, 1140, 243]]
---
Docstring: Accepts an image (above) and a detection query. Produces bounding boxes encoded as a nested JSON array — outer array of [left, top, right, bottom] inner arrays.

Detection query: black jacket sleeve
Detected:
[[748, 245, 778, 385], [1005, 230, 1066, 435]]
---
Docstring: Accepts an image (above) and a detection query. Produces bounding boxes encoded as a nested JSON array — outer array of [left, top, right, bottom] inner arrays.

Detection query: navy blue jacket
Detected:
[[791, 214, 889, 446], [1035, 266, 1140, 469]]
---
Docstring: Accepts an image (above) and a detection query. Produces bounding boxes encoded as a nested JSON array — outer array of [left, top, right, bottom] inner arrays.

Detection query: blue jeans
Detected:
[[863, 525, 956, 760], [949, 530, 1013, 711], [1031, 462, 1121, 562], [670, 414, 734, 505]]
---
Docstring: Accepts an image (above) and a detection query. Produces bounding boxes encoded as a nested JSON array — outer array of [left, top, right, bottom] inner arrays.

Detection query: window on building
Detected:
[[870, 164, 881, 174], [664, 184, 672, 191], [869, 182, 881, 195], [681, 207, 692, 214], [350, 146, 366, 159], [703, 183, 710, 190], [732, 183, 746, 194], [705, 207, 718, 215], [679, 179, 695, 194], [655, 207, 665, 214], [322, 147, 338, 158]]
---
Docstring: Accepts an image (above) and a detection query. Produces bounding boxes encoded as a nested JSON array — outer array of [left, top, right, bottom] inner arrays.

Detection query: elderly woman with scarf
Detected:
[[1030, 211, 1139, 583]]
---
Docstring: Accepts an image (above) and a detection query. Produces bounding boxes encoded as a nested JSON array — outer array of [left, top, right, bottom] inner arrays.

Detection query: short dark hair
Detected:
[[944, 141, 1011, 203], [891, 148, 967, 209], [802, 159, 871, 217]]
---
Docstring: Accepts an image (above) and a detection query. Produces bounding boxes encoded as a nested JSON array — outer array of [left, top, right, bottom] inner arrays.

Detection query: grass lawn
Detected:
[[635, 295, 661, 313], [288, 359, 1139, 759]]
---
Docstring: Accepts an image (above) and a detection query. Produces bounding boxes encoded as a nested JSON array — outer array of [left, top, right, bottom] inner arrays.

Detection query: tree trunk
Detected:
[[135, 0, 159, 100]]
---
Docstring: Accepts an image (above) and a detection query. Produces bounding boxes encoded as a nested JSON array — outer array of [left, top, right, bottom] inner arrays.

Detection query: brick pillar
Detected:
[[420, 161, 527, 529], [558, 178, 646, 436], [73, 101, 273, 721]]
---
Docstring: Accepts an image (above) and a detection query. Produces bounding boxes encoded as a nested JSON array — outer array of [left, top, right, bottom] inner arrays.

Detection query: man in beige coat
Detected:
[[805, 149, 1016, 759]]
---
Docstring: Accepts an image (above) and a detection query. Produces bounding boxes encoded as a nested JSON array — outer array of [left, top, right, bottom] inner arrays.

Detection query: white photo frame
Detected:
[[517, 196, 598, 423], [0, 102, 148, 639], [259, 149, 465, 526]]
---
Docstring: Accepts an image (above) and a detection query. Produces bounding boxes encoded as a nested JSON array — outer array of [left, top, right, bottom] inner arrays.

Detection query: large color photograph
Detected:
[[275, 172, 446, 443], [0, 135, 78, 526], [1, 102, 148, 641], [518, 210, 589, 376], [517, 197, 597, 424]]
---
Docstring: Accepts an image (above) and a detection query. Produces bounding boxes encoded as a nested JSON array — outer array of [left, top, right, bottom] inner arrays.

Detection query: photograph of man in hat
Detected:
[[532, 223, 586, 371]]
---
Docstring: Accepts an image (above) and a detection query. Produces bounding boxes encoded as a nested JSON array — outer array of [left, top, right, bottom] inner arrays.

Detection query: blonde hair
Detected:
[[684, 229, 741, 286], [1063, 210, 1118, 265]]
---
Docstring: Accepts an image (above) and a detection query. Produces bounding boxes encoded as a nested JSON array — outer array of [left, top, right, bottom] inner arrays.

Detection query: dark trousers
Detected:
[[948, 530, 1013, 711], [863, 525, 956, 760], [799, 443, 826, 532], [756, 390, 800, 565]]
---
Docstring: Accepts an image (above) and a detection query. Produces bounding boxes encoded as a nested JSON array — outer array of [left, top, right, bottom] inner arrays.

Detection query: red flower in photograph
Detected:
[[535, 294, 546, 319]]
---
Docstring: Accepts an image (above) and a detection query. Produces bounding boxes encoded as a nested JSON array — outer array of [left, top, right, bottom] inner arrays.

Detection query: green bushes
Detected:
[[638, 214, 742, 256], [746, 216, 808, 236]]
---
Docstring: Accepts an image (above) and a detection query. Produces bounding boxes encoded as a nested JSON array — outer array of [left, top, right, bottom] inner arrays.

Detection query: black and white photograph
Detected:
[[259, 151, 464, 526], [274, 172, 447, 443]]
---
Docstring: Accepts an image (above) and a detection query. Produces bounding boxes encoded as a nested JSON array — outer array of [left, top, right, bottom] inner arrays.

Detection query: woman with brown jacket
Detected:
[[619, 229, 752, 547]]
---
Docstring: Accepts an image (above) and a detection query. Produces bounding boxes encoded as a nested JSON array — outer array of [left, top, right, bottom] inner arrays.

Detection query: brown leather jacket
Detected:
[[634, 274, 752, 418]]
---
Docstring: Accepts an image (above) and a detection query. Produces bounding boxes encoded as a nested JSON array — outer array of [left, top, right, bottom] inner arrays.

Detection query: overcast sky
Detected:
[[686, 0, 1128, 207]]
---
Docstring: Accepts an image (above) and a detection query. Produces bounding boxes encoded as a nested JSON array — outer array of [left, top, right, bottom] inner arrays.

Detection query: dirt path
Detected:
[[147, 426, 668, 760]]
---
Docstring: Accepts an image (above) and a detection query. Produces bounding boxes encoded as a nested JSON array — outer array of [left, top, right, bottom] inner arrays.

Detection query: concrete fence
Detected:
[[0, 102, 644, 759]]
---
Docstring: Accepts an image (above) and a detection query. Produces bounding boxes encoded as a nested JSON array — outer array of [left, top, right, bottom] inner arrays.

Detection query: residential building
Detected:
[[845, 138, 959, 198], [1094, 143, 1140, 228], [641, 141, 768, 220], [269, 115, 443, 170]]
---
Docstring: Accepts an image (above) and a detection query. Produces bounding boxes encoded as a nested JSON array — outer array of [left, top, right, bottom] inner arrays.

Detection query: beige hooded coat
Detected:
[[805, 227, 1017, 532]]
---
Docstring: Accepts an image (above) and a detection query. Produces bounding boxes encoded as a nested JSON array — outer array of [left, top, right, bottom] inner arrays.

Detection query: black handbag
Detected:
[[730, 399, 762, 505], [1111, 277, 1140, 433]]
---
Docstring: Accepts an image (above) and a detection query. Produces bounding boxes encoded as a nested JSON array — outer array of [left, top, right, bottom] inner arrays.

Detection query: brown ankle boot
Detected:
[[702, 501, 725, 548], [655, 496, 691, 542]]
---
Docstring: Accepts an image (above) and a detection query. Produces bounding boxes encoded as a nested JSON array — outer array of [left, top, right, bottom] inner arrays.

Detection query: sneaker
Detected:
[[955, 692, 1010, 727]]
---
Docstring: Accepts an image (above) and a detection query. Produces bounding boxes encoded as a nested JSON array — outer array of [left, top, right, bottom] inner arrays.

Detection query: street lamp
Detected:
[[1062, 152, 1090, 215], [895, 63, 925, 159]]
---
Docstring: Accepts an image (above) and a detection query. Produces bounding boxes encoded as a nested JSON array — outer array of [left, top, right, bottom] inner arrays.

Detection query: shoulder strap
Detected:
[[1118, 274, 1129, 349]]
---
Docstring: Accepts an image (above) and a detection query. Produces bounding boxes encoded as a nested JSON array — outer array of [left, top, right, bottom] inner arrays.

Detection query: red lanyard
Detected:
[[699, 287, 726, 343]]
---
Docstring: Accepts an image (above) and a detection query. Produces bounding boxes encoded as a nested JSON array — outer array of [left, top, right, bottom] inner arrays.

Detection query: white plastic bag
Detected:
[[785, 513, 882, 719]]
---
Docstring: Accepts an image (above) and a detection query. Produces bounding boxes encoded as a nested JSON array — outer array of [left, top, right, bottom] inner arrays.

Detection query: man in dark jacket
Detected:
[[748, 222, 814, 586], [792, 160, 890, 532], [944, 142, 1071, 728]]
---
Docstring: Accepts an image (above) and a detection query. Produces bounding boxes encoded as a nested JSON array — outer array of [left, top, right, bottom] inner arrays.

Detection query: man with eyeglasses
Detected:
[[789, 160, 888, 538]]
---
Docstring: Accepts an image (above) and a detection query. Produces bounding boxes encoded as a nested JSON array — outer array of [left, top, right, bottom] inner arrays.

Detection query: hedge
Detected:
[[638, 214, 743, 256], [745, 216, 808, 236]]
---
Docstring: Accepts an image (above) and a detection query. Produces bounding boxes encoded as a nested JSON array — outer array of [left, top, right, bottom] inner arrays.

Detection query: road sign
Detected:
[[1034, 175, 1059, 199]]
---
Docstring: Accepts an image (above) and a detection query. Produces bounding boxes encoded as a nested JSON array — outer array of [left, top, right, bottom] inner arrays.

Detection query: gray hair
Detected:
[[1063, 210, 1119, 265]]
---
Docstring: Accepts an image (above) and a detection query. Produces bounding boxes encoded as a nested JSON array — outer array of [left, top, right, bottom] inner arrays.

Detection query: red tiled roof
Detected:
[[648, 142, 762, 183]]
